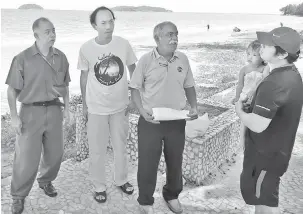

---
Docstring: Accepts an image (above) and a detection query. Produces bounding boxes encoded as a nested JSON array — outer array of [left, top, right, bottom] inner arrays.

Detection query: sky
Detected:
[[0, 0, 302, 14]]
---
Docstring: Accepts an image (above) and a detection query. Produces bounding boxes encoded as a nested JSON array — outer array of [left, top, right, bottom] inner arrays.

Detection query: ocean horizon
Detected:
[[1, 9, 302, 114]]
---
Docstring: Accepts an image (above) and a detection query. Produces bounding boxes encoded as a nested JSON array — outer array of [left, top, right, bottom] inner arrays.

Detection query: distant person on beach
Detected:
[[232, 40, 269, 149], [77, 6, 137, 203], [280, 22, 283, 27], [207, 24, 210, 31], [129, 21, 199, 214], [235, 27, 303, 214], [5, 17, 70, 214]]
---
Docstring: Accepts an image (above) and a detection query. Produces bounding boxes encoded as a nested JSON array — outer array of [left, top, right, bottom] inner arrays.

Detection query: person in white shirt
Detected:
[[77, 6, 137, 203]]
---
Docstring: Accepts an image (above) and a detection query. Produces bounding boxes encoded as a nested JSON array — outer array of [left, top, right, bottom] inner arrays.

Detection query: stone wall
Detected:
[[75, 105, 89, 161], [74, 92, 241, 185]]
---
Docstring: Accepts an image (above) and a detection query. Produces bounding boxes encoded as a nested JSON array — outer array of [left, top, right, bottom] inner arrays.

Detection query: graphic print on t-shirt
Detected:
[[94, 53, 124, 86]]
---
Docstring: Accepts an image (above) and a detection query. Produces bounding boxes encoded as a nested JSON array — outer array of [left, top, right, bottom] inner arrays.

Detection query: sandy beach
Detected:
[[1, 27, 303, 115]]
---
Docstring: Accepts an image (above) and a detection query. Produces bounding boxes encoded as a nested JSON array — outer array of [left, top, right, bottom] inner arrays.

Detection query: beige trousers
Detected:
[[87, 110, 129, 192]]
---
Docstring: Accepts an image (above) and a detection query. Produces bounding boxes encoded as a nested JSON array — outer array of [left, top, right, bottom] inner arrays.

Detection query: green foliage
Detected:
[[1, 114, 15, 149], [280, 3, 303, 16], [69, 94, 82, 112], [18, 4, 43, 9]]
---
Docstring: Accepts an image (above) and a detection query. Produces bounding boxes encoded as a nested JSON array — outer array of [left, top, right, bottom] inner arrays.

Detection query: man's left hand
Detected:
[[186, 107, 198, 121], [63, 108, 70, 124]]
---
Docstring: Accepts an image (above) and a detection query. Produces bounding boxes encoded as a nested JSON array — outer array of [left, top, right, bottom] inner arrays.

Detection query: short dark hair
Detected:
[[90, 6, 115, 25], [32, 17, 52, 32], [275, 46, 300, 64]]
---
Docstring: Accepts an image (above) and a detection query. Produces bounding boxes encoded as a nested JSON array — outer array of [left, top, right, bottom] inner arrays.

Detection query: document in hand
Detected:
[[185, 113, 210, 139], [152, 107, 191, 121]]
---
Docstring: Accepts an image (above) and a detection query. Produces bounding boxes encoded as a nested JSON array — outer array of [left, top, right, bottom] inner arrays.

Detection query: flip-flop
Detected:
[[93, 191, 107, 203], [119, 182, 134, 195]]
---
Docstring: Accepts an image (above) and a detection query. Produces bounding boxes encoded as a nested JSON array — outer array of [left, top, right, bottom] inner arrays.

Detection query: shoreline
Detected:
[[1, 26, 303, 115]]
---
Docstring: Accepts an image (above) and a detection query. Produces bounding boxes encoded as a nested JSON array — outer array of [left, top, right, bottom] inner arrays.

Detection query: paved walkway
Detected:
[[2, 121, 303, 214]]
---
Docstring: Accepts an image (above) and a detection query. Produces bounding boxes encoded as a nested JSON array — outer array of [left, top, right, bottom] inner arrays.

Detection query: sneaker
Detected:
[[11, 199, 25, 214], [166, 199, 183, 214], [39, 182, 58, 197]]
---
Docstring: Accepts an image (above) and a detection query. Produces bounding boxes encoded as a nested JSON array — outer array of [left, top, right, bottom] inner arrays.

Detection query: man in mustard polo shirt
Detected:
[[235, 27, 303, 214], [5, 17, 70, 214], [129, 21, 198, 214]]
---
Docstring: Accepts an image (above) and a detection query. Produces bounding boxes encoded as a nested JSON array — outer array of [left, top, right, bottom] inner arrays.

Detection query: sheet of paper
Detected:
[[152, 107, 190, 121], [185, 113, 210, 139]]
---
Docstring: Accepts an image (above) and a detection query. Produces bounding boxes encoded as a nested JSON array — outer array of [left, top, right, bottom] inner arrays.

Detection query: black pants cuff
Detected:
[[137, 196, 155, 206]]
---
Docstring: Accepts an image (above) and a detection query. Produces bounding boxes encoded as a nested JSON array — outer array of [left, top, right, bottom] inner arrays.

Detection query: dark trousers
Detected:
[[137, 116, 186, 205]]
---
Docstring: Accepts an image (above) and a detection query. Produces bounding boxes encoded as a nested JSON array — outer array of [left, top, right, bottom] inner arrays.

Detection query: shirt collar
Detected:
[[30, 42, 59, 56], [152, 47, 180, 60], [270, 64, 296, 73]]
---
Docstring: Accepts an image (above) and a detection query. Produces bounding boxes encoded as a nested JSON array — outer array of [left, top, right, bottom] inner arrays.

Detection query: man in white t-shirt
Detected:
[[77, 6, 137, 203]]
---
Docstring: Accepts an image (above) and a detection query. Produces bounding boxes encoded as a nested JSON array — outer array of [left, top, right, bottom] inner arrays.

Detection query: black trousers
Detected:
[[240, 138, 280, 207], [137, 116, 186, 206]]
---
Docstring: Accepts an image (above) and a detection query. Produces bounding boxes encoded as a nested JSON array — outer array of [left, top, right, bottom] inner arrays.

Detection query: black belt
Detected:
[[25, 99, 65, 107]]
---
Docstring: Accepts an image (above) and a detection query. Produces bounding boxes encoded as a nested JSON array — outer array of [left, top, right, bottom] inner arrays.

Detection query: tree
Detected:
[[18, 4, 43, 9], [294, 3, 303, 16], [280, 3, 303, 16]]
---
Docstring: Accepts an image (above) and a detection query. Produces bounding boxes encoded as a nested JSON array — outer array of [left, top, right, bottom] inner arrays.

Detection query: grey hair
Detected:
[[32, 17, 52, 32], [153, 21, 177, 42]]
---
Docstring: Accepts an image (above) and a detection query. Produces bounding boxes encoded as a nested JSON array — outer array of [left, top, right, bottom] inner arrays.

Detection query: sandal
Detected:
[[93, 191, 107, 203], [119, 182, 134, 195]]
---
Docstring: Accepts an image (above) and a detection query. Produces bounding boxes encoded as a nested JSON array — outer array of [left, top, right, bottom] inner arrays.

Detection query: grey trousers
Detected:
[[11, 104, 64, 199]]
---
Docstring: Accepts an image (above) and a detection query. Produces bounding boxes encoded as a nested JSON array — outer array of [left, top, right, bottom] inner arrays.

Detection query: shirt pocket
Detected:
[[54, 71, 66, 86]]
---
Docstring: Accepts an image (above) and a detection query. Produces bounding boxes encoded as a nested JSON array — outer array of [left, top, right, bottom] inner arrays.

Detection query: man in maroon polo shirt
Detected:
[[5, 17, 70, 214], [235, 27, 303, 214]]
